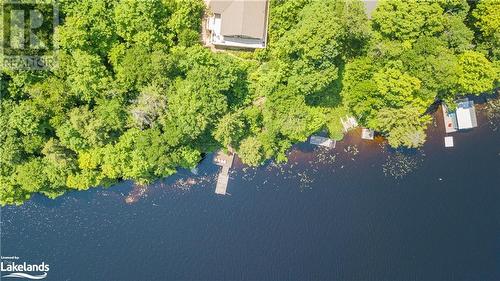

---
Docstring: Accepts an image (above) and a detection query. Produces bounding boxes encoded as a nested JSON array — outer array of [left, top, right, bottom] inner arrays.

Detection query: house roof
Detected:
[[456, 107, 473, 129], [455, 99, 478, 129], [310, 135, 336, 148], [363, 0, 378, 18], [207, 0, 268, 39]]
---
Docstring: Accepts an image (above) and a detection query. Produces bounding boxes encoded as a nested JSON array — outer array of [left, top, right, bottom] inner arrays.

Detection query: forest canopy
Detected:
[[0, 0, 498, 205]]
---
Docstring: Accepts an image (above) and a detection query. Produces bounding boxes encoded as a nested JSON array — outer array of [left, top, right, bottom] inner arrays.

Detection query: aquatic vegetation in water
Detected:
[[484, 97, 500, 131], [344, 145, 359, 156], [124, 174, 216, 203], [241, 145, 337, 191], [125, 185, 149, 204], [315, 147, 337, 166], [169, 175, 216, 191], [382, 150, 423, 179], [297, 171, 315, 190], [241, 166, 259, 182]]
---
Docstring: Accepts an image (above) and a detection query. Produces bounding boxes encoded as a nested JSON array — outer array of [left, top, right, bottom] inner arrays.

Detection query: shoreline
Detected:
[[123, 96, 499, 203], [3, 96, 497, 206]]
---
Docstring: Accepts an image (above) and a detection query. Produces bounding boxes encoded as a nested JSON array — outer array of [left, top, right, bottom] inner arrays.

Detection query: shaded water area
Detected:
[[1, 105, 499, 281]]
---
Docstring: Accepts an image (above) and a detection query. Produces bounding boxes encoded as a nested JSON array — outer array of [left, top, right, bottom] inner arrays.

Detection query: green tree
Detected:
[[166, 0, 206, 47], [14, 159, 49, 193], [372, 106, 432, 148], [57, 0, 117, 56], [373, 63, 423, 108], [8, 100, 51, 153], [213, 112, 247, 149], [61, 51, 111, 101], [440, 15, 474, 52], [401, 36, 461, 99], [129, 85, 168, 129], [457, 51, 496, 94], [267, 0, 311, 44], [472, 0, 500, 39], [372, 1, 445, 41], [472, 0, 500, 60], [114, 0, 172, 48], [238, 136, 265, 166]]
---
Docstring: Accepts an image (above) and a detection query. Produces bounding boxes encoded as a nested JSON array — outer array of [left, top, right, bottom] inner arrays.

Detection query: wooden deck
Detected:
[[444, 136, 454, 147], [341, 116, 358, 132], [442, 104, 458, 133]]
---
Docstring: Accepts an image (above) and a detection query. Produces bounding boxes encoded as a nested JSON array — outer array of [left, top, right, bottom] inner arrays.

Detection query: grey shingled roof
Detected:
[[208, 0, 268, 39]]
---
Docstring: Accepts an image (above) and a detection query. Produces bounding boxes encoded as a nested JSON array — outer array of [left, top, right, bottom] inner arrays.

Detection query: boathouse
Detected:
[[310, 135, 336, 148], [442, 98, 478, 132], [455, 99, 478, 130], [205, 0, 269, 49]]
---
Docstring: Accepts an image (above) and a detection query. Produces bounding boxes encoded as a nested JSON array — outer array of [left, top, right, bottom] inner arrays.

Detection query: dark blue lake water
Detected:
[[1, 108, 499, 281]]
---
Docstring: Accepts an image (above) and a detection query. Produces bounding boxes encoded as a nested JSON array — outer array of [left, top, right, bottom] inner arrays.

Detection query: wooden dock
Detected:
[[361, 128, 375, 140], [213, 151, 234, 195], [215, 166, 230, 195], [444, 136, 454, 147], [442, 104, 458, 133]]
